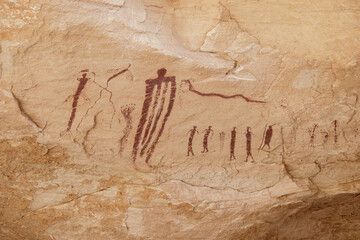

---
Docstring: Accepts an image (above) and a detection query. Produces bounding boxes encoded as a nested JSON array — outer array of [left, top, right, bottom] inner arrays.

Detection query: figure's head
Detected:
[[82, 73, 87, 78], [247, 127, 251, 131], [233, 127, 237, 131], [269, 125, 273, 129], [193, 126, 197, 129], [209, 126, 212, 129], [157, 68, 167, 77]]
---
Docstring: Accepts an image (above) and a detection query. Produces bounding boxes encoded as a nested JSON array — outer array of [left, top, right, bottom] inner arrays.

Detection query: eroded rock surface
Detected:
[[1, 0, 360, 239]]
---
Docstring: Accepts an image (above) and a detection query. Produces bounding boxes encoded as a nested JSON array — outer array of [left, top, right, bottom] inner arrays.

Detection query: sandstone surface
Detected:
[[1, 0, 360, 239]]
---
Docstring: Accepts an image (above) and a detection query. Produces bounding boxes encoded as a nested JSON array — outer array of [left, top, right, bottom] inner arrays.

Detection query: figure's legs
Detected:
[[266, 143, 271, 149], [191, 149, 194, 156], [250, 153, 254, 162]]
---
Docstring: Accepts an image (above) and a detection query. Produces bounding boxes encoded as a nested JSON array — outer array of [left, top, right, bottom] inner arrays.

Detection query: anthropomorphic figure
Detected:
[[132, 68, 176, 166], [230, 127, 236, 160], [202, 126, 214, 153], [334, 120, 338, 144], [67, 71, 91, 131], [246, 127, 254, 162], [187, 126, 199, 156], [219, 131, 226, 152], [308, 124, 318, 147], [261, 125, 273, 149], [119, 104, 136, 155], [321, 130, 329, 144], [354, 128, 359, 138]]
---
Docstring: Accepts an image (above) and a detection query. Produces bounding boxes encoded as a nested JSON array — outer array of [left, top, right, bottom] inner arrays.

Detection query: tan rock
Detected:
[[1, 0, 360, 239]]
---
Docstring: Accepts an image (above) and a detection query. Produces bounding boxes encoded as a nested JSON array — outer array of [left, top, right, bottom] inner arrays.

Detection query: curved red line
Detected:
[[182, 80, 266, 103], [106, 65, 131, 86]]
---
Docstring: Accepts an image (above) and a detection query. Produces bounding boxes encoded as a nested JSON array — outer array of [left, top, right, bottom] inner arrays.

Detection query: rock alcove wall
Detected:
[[1, 0, 360, 239]]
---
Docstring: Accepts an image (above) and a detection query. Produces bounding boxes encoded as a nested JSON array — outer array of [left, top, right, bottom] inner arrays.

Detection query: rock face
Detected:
[[1, 0, 360, 239]]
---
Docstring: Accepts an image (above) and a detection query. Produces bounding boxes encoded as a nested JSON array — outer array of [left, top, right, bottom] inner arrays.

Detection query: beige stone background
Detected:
[[1, 0, 360, 239]]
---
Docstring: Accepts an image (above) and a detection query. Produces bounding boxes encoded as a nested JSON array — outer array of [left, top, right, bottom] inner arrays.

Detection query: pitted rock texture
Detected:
[[1, 0, 360, 239]]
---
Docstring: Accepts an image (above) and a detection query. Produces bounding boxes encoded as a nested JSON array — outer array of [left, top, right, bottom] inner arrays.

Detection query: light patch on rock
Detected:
[[268, 176, 304, 198], [225, 31, 259, 57], [103, 0, 125, 7], [200, 20, 240, 53], [46, 216, 103, 240], [125, 208, 144, 235], [100, 186, 119, 198], [29, 189, 68, 210], [259, 46, 275, 54], [293, 69, 318, 89], [230, 68, 257, 81], [0, 100, 6, 111]]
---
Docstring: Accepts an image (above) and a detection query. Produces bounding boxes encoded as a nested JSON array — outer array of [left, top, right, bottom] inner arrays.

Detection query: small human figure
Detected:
[[119, 104, 136, 155], [246, 127, 254, 162], [219, 132, 226, 152], [320, 130, 329, 144], [333, 120, 338, 144], [67, 71, 91, 131], [354, 128, 359, 138], [187, 126, 199, 156], [261, 125, 273, 149], [308, 124, 318, 146], [202, 126, 214, 153], [230, 127, 236, 160]]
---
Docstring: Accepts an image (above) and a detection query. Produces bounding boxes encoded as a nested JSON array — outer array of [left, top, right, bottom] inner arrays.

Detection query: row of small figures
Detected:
[[186, 125, 274, 161]]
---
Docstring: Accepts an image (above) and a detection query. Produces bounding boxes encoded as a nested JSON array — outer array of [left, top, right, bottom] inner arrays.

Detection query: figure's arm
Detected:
[[196, 130, 199, 134], [65, 94, 74, 102]]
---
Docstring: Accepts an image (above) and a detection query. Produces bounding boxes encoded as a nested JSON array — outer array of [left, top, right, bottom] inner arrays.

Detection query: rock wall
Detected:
[[1, 0, 360, 239]]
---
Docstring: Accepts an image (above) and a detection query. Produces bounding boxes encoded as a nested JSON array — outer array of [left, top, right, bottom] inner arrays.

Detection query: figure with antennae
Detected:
[[246, 127, 254, 162], [187, 126, 199, 156], [202, 126, 214, 153]]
